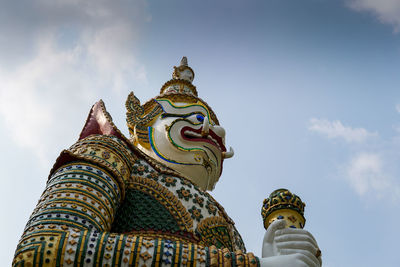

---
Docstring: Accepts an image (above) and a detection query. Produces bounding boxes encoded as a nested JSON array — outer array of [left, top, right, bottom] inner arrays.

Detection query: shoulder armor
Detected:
[[49, 100, 137, 199], [50, 135, 136, 200]]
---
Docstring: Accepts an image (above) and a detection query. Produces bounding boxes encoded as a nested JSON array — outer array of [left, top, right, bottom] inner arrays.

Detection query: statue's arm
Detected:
[[13, 135, 259, 267]]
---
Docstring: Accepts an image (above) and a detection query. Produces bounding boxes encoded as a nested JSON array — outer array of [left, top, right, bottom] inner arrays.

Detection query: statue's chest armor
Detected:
[[111, 159, 246, 252]]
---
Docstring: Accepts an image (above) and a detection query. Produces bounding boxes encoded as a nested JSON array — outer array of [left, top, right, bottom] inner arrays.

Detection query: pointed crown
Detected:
[[155, 57, 219, 124], [159, 56, 198, 97], [126, 57, 220, 143]]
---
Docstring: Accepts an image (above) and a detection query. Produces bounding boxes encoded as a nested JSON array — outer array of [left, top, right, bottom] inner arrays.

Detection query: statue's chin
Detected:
[[172, 164, 215, 191], [136, 143, 217, 191]]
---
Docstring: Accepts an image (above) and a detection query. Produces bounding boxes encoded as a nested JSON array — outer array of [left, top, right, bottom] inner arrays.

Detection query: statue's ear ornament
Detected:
[[125, 92, 163, 144]]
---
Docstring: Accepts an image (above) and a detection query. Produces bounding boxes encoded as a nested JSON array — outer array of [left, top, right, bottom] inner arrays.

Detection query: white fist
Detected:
[[260, 220, 322, 267]]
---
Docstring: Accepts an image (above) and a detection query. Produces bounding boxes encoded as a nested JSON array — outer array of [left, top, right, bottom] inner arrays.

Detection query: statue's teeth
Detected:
[[207, 136, 221, 150], [185, 131, 202, 138]]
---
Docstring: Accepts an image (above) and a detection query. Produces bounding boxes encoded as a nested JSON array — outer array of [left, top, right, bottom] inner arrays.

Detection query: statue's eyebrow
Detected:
[[161, 111, 205, 119]]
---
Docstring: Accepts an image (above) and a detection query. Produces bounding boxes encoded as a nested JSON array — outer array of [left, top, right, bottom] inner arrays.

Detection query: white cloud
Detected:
[[0, 0, 149, 167], [346, 0, 400, 32], [396, 103, 400, 113], [309, 118, 376, 143], [345, 153, 400, 200], [310, 118, 400, 202]]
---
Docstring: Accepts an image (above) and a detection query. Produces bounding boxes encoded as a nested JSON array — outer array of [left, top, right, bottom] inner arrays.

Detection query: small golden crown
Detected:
[[172, 56, 195, 81], [160, 57, 198, 97], [261, 189, 306, 229]]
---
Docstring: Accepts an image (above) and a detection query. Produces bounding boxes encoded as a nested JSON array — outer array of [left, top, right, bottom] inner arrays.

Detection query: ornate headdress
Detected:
[[126, 57, 219, 144]]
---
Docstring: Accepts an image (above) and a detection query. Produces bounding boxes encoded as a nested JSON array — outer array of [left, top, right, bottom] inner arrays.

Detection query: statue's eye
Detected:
[[196, 114, 204, 122]]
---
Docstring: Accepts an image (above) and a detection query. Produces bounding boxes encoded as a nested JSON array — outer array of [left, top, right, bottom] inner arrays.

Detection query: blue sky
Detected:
[[1, 0, 400, 266]]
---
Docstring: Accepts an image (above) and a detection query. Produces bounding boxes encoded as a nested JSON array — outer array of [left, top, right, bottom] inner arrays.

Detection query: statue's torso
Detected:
[[58, 99, 246, 253], [111, 157, 246, 252]]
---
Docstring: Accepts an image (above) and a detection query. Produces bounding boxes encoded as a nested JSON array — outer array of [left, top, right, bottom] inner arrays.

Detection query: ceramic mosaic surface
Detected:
[[13, 58, 259, 267]]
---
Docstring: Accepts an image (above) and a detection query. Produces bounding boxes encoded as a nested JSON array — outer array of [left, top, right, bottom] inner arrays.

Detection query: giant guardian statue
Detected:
[[13, 58, 321, 267]]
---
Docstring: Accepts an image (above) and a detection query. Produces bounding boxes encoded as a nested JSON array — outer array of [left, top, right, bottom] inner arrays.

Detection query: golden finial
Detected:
[[172, 56, 195, 82], [261, 189, 306, 229], [160, 57, 198, 97]]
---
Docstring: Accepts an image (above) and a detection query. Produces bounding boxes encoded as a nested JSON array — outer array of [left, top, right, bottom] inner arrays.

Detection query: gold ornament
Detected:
[[261, 188, 306, 229]]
